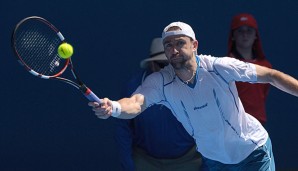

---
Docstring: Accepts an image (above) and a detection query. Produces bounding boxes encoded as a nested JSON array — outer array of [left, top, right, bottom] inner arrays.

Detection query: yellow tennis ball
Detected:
[[58, 43, 73, 59]]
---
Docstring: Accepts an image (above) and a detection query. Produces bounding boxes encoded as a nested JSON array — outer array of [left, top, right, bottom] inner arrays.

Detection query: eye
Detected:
[[236, 29, 243, 34], [247, 28, 255, 34], [177, 40, 185, 47], [164, 42, 172, 49]]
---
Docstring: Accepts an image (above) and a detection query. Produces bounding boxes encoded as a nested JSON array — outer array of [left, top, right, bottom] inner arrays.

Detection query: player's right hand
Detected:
[[88, 98, 112, 119]]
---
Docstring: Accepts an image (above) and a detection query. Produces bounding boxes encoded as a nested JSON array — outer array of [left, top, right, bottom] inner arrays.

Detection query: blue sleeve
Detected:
[[121, 69, 145, 97], [114, 70, 146, 171], [114, 118, 135, 171]]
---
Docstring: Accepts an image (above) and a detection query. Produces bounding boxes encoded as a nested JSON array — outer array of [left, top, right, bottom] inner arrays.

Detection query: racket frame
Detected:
[[11, 16, 102, 103]]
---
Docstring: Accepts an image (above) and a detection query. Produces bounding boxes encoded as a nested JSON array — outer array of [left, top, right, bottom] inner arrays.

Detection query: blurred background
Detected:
[[1, 0, 297, 170]]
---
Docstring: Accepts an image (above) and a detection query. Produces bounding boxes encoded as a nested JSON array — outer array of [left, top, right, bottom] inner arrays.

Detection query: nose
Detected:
[[172, 46, 179, 53], [168, 47, 179, 57], [243, 31, 249, 37]]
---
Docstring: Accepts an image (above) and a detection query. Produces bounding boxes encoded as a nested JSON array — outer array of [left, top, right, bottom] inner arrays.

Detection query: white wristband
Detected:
[[111, 101, 121, 117]]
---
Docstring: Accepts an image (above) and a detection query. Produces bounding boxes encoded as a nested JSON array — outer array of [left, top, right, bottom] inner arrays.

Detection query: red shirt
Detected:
[[236, 59, 272, 125]]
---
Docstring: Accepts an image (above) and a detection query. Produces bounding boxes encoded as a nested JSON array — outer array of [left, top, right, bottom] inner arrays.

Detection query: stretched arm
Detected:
[[255, 65, 298, 97], [88, 94, 146, 119]]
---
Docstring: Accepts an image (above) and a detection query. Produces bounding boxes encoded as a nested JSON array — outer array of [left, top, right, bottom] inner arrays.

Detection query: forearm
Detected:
[[117, 94, 145, 119], [256, 65, 298, 97], [89, 94, 145, 120], [269, 69, 298, 97]]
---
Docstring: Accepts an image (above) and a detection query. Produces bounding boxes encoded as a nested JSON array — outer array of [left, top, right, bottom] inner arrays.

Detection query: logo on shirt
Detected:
[[194, 103, 208, 110]]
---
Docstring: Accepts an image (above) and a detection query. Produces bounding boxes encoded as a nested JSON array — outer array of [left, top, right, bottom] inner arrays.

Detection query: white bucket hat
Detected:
[[140, 38, 168, 68]]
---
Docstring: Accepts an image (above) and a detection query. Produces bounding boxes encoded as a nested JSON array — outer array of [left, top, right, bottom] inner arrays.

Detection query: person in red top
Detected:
[[227, 13, 272, 125]]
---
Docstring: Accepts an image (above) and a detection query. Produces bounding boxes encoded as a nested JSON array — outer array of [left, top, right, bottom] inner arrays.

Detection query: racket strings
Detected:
[[14, 19, 66, 76]]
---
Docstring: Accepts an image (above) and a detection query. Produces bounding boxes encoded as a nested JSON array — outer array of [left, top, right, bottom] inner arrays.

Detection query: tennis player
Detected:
[[89, 21, 298, 170], [115, 38, 202, 171]]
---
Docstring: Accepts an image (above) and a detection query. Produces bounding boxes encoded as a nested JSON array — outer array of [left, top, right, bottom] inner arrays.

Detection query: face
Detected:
[[163, 35, 198, 70], [232, 25, 257, 49]]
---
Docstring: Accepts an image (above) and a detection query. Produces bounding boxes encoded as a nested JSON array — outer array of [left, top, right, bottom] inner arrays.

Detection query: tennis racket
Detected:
[[11, 16, 102, 104]]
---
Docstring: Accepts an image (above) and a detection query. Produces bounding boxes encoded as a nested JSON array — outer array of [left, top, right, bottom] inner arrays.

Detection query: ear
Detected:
[[192, 40, 198, 52]]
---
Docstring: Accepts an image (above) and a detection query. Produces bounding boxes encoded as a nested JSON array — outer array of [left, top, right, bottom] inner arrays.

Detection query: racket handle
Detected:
[[83, 87, 102, 103]]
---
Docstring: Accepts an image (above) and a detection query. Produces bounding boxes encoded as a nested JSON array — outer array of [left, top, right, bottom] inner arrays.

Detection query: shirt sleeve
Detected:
[[213, 57, 257, 83], [114, 118, 135, 171], [133, 72, 165, 108]]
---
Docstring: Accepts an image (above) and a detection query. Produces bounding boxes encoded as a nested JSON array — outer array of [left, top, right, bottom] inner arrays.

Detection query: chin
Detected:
[[171, 62, 185, 70]]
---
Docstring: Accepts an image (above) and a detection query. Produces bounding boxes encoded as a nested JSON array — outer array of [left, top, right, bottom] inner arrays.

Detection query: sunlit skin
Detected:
[[163, 35, 198, 83], [232, 25, 257, 60]]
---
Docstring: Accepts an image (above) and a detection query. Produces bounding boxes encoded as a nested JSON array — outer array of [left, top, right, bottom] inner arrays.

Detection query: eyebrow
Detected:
[[163, 40, 171, 44], [164, 38, 185, 44]]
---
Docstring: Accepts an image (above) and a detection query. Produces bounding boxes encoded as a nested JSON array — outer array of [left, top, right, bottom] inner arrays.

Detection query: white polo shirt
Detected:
[[133, 54, 268, 164]]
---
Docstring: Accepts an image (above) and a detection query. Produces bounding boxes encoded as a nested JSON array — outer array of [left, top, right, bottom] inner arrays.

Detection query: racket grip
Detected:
[[83, 87, 102, 103]]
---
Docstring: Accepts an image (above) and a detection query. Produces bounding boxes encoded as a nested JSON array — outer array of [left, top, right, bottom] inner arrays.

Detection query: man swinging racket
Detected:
[[89, 21, 298, 170]]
